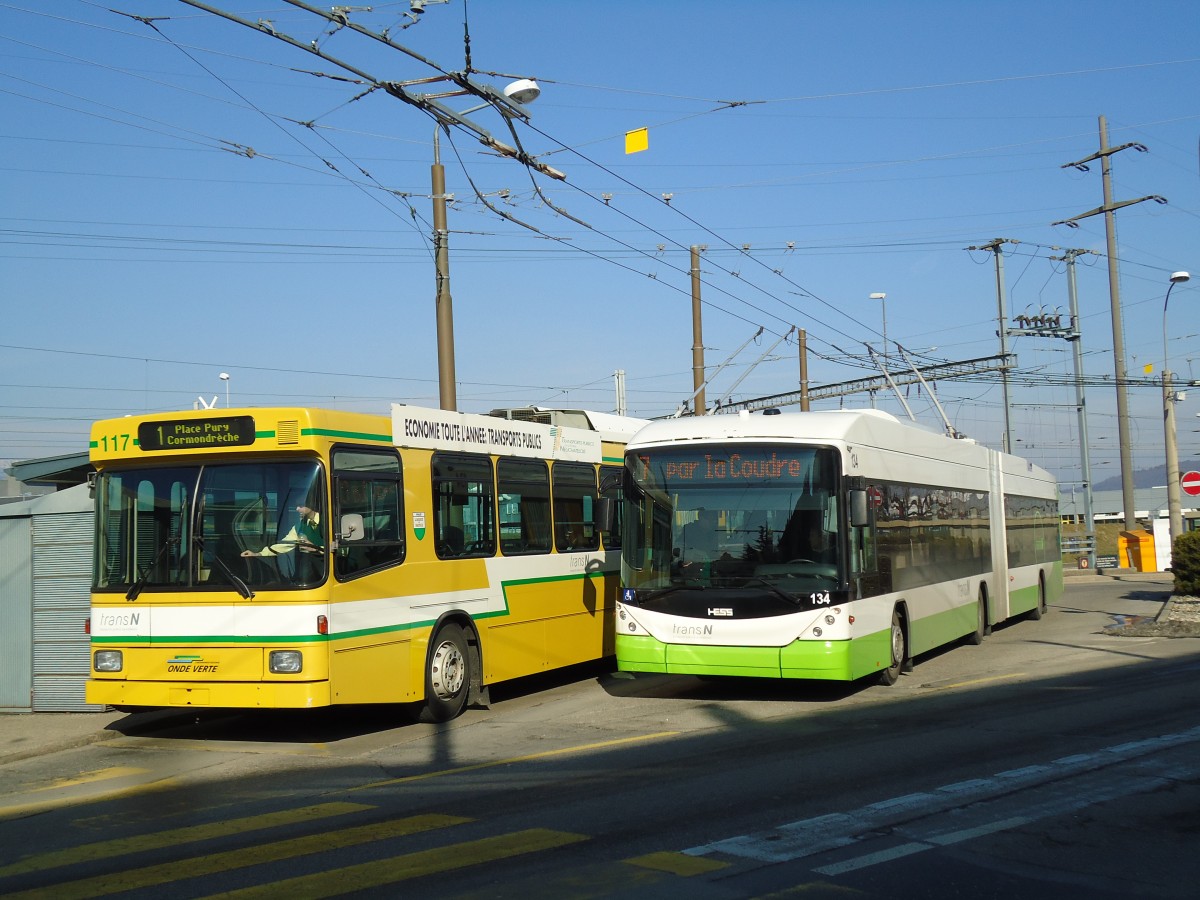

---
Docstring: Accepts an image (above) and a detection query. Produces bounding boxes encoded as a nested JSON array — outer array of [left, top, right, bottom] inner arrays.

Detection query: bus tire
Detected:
[[1028, 574, 1048, 621], [967, 589, 987, 645], [418, 622, 470, 723], [878, 607, 905, 686]]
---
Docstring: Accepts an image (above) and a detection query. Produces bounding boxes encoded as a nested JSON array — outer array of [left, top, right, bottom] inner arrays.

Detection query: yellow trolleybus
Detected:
[[86, 403, 644, 721]]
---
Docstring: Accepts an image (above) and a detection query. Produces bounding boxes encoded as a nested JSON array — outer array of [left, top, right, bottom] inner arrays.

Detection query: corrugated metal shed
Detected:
[[0, 484, 99, 712], [0, 513, 33, 712]]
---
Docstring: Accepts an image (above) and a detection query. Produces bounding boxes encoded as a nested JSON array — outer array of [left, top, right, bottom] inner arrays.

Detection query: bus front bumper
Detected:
[[616, 633, 888, 681], [85, 678, 332, 710]]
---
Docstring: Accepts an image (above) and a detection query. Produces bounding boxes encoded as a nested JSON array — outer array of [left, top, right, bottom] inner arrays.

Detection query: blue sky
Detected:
[[2, 0, 1197, 493]]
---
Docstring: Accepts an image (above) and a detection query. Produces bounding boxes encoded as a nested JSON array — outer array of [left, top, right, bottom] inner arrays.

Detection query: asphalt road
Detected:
[[1, 574, 1197, 898]]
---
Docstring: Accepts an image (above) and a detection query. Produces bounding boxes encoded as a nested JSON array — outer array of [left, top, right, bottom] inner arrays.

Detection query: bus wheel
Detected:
[[967, 590, 987, 645], [418, 623, 470, 723], [1028, 575, 1048, 621], [878, 608, 905, 686]]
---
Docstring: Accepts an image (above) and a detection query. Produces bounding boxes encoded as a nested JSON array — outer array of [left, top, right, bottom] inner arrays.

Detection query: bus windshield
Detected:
[[95, 461, 326, 594], [623, 444, 842, 595]]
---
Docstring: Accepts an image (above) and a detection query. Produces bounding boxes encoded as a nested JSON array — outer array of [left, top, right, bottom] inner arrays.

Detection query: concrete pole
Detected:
[[690, 245, 706, 415], [1164, 272, 1191, 540], [1165, 371, 1181, 539], [798, 328, 810, 411], [432, 127, 457, 411], [993, 243, 1013, 454], [1098, 116, 1136, 531], [1064, 251, 1096, 567]]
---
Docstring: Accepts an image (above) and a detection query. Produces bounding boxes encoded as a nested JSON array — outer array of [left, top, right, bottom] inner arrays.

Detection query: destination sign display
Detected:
[[137, 416, 257, 451], [634, 447, 826, 487]]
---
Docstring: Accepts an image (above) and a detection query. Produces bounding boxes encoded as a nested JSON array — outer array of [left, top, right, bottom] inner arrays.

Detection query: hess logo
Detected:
[[707, 607, 733, 617]]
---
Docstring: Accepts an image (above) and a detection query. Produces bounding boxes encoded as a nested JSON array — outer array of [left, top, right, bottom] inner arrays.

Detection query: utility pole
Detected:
[[690, 245, 706, 415], [432, 127, 456, 410], [1049, 249, 1098, 567], [1054, 115, 1168, 531], [614, 369, 627, 416], [1163, 271, 1192, 541], [798, 329, 810, 411], [967, 239, 1017, 453]]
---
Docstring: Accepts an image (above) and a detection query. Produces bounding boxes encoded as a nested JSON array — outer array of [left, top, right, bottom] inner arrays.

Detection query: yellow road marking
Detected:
[[0, 802, 373, 878], [110, 737, 332, 757], [3, 814, 467, 900], [203, 828, 589, 899], [751, 883, 869, 897], [29, 767, 148, 793], [353, 730, 680, 790], [626, 851, 729, 876], [0, 777, 180, 822], [932, 673, 1026, 690]]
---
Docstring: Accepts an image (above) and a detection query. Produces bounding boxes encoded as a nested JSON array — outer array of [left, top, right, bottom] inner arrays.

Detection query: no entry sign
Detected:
[[1181, 471, 1200, 496]]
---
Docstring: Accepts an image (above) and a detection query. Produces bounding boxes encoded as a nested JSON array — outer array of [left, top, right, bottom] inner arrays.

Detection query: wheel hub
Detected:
[[431, 640, 466, 698]]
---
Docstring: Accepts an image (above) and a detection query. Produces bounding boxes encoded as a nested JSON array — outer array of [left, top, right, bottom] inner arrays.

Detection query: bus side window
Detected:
[[497, 458, 551, 555], [599, 465, 623, 549], [552, 462, 600, 552], [333, 449, 405, 579], [851, 488, 883, 597], [432, 452, 496, 559]]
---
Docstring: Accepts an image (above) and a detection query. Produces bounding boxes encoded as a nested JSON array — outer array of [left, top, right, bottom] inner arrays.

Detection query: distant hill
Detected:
[[1093, 461, 1200, 491]]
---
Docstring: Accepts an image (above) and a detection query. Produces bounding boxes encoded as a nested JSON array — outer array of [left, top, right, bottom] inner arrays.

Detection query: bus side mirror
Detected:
[[340, 513, 365, 541], [599, 472, 622, 494], [593, 497, 615, 534], [850, 490, 870, 528]]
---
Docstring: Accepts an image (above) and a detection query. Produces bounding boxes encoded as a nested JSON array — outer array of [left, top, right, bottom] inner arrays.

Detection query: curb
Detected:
[[1064, 570, 1174, 584], [0, 720, 122, 767]]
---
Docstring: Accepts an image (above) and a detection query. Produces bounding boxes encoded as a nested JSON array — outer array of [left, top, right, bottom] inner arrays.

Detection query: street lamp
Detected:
[[432, 79, 542, 411], [1163, 270, 1190, 541], [219, 372, 230, 409]]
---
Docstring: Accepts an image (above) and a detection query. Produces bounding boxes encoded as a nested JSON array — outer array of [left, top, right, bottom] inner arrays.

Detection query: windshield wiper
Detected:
[[638, 581, 706, 603], [194, 536, 254, 599], [742, 576, 803, 606], [125, 536, 179, 600]]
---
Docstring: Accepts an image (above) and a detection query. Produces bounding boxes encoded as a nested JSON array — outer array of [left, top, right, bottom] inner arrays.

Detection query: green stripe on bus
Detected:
[[90, 634, 330, 645], [90, 569, 612, 645], [301, 428, 392, 443]]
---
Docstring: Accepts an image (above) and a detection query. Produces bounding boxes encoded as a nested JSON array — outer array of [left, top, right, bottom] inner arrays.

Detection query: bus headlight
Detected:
[[94, 650, 123, 672], [269, 650, 303, 674]]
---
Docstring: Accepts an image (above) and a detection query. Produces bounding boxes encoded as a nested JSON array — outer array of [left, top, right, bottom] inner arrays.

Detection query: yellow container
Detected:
[[1118, 530, 1157, 572]]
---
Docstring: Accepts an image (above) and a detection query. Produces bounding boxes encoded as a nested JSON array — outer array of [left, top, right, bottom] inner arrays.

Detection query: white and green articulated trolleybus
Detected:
[[614, 408, 1063, 685]]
